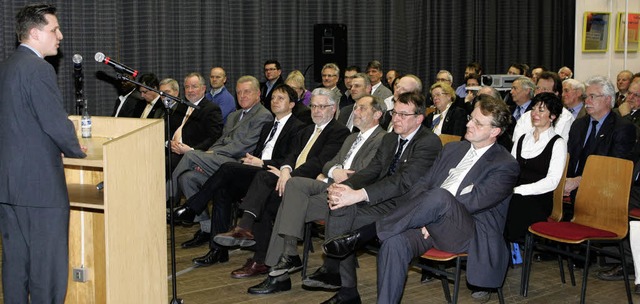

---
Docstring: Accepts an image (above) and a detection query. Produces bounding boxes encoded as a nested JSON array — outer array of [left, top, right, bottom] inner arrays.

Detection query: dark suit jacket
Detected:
[[292, 101, 312, 126], [112, 89, 145, 117], [260, 76, 284, 112], [169, 97, 224, 151], [253, 115, 305, 169], [343, 126, 442, 204], [423, 105, 468, 136], [567, 112, 636, 177], [413, 141, 520, 287], [144, 98, 166, 119], [322, 126, 387, 182], [284, 119, 350, 178], [0, 46, 86, 208]]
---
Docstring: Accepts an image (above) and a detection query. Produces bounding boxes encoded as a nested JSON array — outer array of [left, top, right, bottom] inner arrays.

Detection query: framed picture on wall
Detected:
[[582, 12, 610, 52], [615, 12, 639, 52]]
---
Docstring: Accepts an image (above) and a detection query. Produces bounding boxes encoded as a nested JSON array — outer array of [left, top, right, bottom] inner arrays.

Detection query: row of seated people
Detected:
[[161, 67, 640, 302]]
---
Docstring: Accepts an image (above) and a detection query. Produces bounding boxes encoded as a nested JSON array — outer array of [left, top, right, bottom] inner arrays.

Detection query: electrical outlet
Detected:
[[72, 267, 88, 282]]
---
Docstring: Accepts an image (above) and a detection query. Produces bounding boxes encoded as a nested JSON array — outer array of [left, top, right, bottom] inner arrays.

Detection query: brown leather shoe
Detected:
[[213, 226, 255, 247], [231, 258, 268, 278]]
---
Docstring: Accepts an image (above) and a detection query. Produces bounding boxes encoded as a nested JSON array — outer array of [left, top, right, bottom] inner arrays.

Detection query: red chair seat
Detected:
[[422, 248, 467, 261], [530, 222, 617, 241], [630, 208, 640, 219]]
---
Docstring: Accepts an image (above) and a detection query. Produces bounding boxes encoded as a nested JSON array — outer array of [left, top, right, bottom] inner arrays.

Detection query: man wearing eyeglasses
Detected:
[[565, 75, 635, 208], [260, 59, 284, 111], [306, 92, 442, 304], [320, 63, 347, 117]]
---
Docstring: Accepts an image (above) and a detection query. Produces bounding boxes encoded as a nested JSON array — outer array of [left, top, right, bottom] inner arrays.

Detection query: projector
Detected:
[[481, 74, 520, 88]]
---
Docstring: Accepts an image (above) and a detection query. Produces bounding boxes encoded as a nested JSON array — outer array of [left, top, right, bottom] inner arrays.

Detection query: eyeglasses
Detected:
[[467, 115, 492, 128], [431, 92, 450, 99], [436, 78, 450, 82], [322, 74, 338, 78], [585, 94, 605, 100], [390, 110, 420, 118], [309, 104, 334, 110]]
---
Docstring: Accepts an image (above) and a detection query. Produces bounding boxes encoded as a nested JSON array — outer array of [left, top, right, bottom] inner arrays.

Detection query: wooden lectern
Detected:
[[63, 116, 167, 303]]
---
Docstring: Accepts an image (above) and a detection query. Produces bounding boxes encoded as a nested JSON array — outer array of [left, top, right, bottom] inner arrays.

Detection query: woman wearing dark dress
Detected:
[[505, 93, 567, 242]]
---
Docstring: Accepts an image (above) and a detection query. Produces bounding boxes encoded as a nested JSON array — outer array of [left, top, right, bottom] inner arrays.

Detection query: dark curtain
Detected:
[[0, 0, 574, 116]]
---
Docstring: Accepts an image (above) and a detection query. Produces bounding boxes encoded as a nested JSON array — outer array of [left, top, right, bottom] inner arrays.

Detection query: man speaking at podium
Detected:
[[0, 4, 87, 303]]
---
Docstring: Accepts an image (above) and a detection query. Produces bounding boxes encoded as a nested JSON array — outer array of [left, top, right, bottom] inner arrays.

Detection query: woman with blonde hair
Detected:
[[285, 70, 311, 106]]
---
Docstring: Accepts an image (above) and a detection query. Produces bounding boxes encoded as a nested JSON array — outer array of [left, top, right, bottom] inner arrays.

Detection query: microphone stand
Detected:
[[117, 73, 198, 304]]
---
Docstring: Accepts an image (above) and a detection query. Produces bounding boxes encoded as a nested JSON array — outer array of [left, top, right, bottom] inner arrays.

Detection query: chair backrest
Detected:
[[439, 134, 462, 146], [573, 155, 633, 238], [548, 153, 569, 222]]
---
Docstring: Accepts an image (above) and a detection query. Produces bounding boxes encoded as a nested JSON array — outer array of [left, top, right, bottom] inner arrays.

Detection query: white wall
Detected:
[[575, 0, 640, 81]]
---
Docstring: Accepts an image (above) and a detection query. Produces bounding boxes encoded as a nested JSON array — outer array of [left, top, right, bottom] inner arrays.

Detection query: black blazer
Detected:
[[292, 102, 313, 126], [423, 105, 468, 136], [112, 89, 145, 117], [260, 76, 284, 112], [343, 126, 442, 204], [169, 97, 224, 151], [567, 112, 636, 177], [253, 115, 305, 169], [284, 119, 350, 179]]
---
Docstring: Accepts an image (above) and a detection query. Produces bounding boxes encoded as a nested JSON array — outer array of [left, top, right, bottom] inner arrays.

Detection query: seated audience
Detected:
[[322, 95, 519, 303], [558, 66, 573, 80], [138, 73, 165, 119], [204, 66, 236, 122], [285, 70, 312, 106], [562, 78, 587, 120]]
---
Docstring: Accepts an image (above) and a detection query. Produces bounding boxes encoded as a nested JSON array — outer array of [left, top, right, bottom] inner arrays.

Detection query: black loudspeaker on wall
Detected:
[[314, 24, 347, 83]]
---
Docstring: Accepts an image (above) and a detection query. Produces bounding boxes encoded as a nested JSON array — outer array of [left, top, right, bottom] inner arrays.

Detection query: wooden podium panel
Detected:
[[63, 116, 167, 303]]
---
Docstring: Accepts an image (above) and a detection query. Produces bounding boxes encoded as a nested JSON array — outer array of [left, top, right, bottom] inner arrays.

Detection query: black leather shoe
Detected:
[[596, 264, 626, 281], [247, 274, 291, 294], [192, 248, 229, 267], [320, 292, 362, 304], [269, 254, 303, 276], [302, 266, 341, 290], [323, 232, 361, 258], [181, 229, 211, 249], [172, 205, 196, 225]]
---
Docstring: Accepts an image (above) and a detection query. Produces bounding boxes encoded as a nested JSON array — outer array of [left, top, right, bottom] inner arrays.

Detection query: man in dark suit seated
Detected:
[[169, 76, 273, 248], [245, 94, 387, 294], [170, 84, 305, 265], [166, 73, 224, 173], [212, 88, 350, 278], [304, 92, 443, 304], [260, 59, 284, 112], [138, 73, 166, 119], [323, 95, 520, 303], [112, 74, 145, 117], [564, 75, 635, 203]]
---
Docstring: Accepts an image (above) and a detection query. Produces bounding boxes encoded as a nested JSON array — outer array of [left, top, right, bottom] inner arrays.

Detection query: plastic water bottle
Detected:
[[81, 104, 92, 138]]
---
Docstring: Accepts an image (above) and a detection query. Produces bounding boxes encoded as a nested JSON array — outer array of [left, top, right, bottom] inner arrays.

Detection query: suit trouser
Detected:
[[376, 188, 475, 303], [265, 177, 330, 266], [170, 150, 234, 199], [0, 203, 70, 304], [325, 199, 396, 288]]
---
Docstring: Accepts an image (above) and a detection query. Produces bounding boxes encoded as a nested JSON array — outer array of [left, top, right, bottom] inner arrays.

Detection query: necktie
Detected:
[[577, 120, 599, 175], [441, 149, 477, 192], [387, 139, 409, 176], [141, 103, 154, 118], [264, 121, 279, 144], [431, 114, 442, 131], [295, 127, 322, 169], [238, 110, 248, 122], [342, 134, 364, 167], [172, 106, 194, 142], [513, 106, 522, 122], [616, 94, 625, 107]]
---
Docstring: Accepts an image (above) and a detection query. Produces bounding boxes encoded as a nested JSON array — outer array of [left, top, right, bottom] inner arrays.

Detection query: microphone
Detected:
[[73, 54, 84, 101], [94, 52, 139, 78]]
